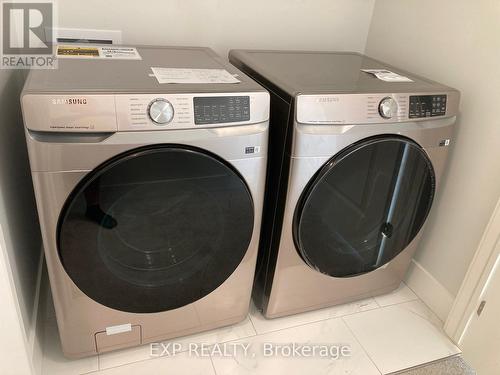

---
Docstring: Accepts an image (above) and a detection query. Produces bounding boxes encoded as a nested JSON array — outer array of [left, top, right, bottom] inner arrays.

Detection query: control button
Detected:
[[378, 97, 398, 119], [148, 99, 174, 125]]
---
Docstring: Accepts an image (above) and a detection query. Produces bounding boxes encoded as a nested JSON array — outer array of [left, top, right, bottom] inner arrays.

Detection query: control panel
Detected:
[[115, 92, 269, 132], [409, 95, 447, 118], [296, 91, 458, 125], [193, 96, 250, 125], [21, 92, 269, 133]]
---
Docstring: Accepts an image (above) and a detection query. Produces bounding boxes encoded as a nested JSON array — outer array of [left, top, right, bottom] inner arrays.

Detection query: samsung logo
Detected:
[[318, 97, 339, 103], [52, 98, 88, 105]]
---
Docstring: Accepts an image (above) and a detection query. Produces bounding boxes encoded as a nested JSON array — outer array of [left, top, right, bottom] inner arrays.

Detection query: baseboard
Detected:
[[405, 259, 455, 322]]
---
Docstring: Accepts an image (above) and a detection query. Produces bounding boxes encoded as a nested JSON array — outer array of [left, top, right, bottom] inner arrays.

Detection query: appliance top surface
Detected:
[[23, 45, 264, 94], [229, 50, 457, 96]]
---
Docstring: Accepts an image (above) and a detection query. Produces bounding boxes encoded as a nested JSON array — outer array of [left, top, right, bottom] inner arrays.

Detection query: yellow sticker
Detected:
[[57, 45, 99, 57]]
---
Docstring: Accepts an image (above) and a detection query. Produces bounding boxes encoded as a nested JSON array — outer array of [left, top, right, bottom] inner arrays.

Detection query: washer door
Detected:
[[293, 136, 435, 278], [58, 145, 254, 313]]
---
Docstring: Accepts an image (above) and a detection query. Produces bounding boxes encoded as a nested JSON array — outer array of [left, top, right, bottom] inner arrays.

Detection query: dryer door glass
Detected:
[[293, 136, 435, 278], [58, 145, 254, 313]]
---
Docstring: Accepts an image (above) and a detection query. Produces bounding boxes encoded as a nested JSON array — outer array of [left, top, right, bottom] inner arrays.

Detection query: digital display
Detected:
[[409, 95, 447, 118], [193, 96, 250, 125]]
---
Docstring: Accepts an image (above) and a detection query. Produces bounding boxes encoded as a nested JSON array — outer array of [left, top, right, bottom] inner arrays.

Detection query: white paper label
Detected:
[[362, 69, 413, 82], [106, 323, 132, 336], [57, 45, 142, 60], [100, 46, 141, 60], [150, 67, 241, 84]]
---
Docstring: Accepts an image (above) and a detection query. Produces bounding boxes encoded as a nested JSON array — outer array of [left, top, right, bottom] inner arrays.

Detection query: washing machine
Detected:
[[229, 50, 459, 318], [21, 46, 269, 357]]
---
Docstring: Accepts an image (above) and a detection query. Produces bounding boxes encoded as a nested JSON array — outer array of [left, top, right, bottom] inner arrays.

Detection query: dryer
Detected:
[[229, 50, 459, 318], [22, 46, 269, 357]]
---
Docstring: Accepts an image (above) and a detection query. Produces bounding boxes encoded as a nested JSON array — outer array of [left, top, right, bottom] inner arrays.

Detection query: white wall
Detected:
[[0, 68, 43, 372], [55, 0, 375, 57], [0, 227, 33, 375], [366, 0, 500, 306], [0, 68, 43, 333]]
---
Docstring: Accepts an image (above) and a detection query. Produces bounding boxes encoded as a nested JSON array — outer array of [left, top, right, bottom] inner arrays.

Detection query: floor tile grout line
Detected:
[[48, 301, 382, 373], [97, 342, 188, 371], [47, 299, 412, 374], [374, 296, 420, 309], [97, 353, 102, 371], [402, 283, 440, 320], [94, 318, 259, 371], [341, 300, 461, 374], [353, 298, 436, 316], [98, 355, 167, 372], [46, 292, 426, 374], [349, 299, 445, 334], [231, 308, 377, 344], [44, 315, 241, 373], [247, 313, 259, 337], [402, 281, 418, 296], [209, 312, 387, 375], [91, 352, 170, 373], [383, 298, 453, 339], [404, 305, 444, 328], [208, 353, 218, 375], [341, 316, 384, 375], [84, 350, 213, 374], [373, 283, 419, 308], [249, 301, 381, 336]]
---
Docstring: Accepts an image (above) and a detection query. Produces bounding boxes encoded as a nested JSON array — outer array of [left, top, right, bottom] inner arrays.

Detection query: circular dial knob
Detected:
[[148, 98, 174, 125], [378, 97, 398, 119]]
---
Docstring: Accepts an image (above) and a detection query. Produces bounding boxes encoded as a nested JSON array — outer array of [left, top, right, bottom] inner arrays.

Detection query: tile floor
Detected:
[[41, 283, 461, 375]]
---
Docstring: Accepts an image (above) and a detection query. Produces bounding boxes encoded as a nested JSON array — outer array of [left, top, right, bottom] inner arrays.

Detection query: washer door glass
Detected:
[[293, 136, 435, 278], [58, 145, 254, 313]]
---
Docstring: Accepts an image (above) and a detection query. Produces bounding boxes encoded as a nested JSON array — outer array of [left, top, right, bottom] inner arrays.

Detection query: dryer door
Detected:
[[58, 145, 254, 313], [293, 136, 435, 278]]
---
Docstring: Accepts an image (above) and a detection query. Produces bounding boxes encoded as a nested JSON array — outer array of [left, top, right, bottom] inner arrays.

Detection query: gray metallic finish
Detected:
[[228, 50, 457, 96], [295, 92, 459, 125], [22, 45, 270, 357], [21, 91, 269, 133], [229, 49, 459, 319], [265, 117, 453, 318], [29, 131, 268, 355], [24, 46, 263, 94]]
